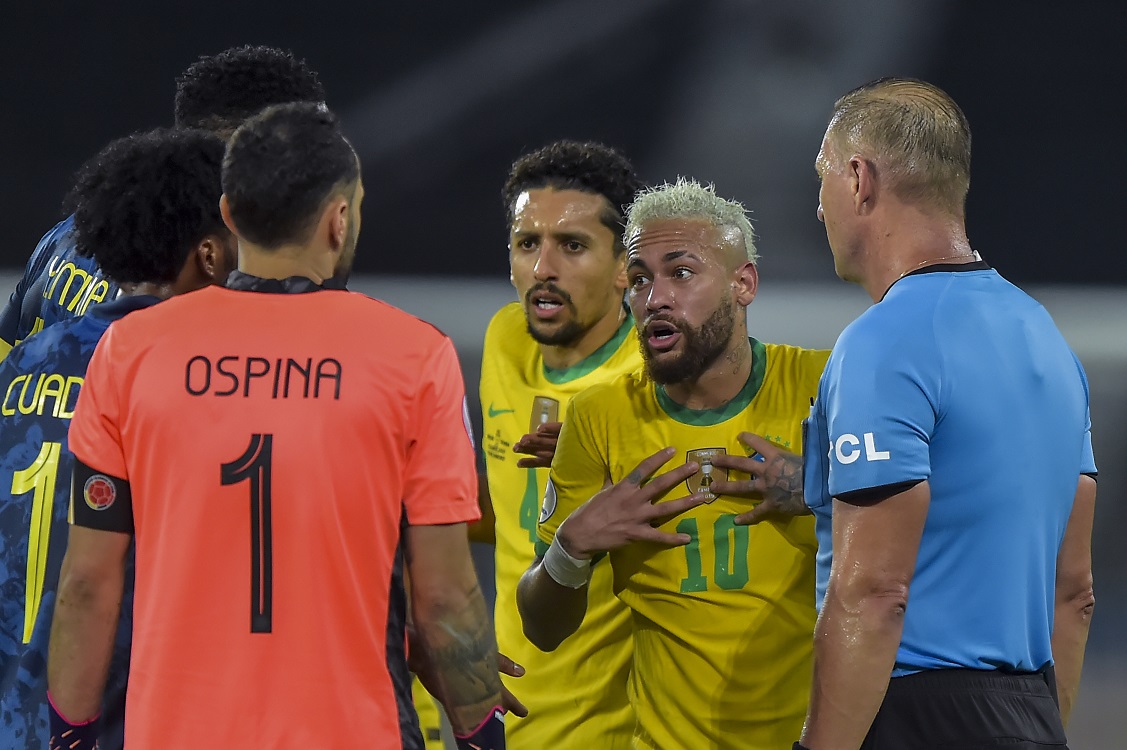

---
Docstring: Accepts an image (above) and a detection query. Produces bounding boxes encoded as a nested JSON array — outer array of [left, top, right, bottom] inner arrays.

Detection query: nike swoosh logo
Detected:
[[488, 404, 515, 417]]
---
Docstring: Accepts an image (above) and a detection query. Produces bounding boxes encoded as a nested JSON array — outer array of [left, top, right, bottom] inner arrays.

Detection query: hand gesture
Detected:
[[498, 652, 528, 717], [557, 447, 707, 559], [514, 422, 562, 469], [709, 432, 809, 525]]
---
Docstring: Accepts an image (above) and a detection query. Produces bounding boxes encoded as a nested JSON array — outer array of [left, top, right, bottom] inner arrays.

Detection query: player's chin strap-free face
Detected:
[[454, 706, 506, 750]]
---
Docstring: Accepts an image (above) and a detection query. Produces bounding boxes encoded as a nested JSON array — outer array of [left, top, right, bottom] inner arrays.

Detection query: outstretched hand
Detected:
[[557, 447, 708, 560], [514, 422, 562, 469], [709, 432, 809, 525]]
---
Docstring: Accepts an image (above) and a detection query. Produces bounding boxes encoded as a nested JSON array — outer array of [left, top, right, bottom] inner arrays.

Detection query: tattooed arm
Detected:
[[405, 523, 503, 735], [709, 431, 811, 525]]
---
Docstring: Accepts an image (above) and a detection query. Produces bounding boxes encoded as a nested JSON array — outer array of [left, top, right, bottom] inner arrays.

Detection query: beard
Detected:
[[524, 282, 592, 346], [640, 295, 736, 385]]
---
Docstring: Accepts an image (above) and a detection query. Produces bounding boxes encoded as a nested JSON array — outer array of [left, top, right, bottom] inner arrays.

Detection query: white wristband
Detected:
[[543, 535, 593, 589]]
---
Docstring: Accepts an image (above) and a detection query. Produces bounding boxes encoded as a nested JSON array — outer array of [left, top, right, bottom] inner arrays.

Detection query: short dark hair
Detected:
[[222, 102, 359, 249], [174, 45, 326, 132], [502, 140, 644, 254], [70, 129, 227, 284]]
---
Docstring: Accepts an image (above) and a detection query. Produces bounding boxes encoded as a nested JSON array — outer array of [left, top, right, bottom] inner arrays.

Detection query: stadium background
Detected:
[[3, 1, 1123, 746]]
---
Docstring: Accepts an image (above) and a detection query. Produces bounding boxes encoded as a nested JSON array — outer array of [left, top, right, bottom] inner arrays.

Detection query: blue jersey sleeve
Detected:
[[1072, 351, 1097, 476], [824, 315, 938, 499]]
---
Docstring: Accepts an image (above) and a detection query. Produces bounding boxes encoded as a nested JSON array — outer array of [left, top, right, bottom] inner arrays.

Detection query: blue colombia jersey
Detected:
[[0, 216, 118, 359], [803, 263, 1097, 677], [0, 295, 154, 749]]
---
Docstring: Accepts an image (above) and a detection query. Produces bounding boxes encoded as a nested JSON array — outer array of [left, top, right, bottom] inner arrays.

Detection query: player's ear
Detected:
[[613, 246, 628, 292], [733, 261, 758, 307], [195, 234, 231, 283], [326, 198, 349, 251]]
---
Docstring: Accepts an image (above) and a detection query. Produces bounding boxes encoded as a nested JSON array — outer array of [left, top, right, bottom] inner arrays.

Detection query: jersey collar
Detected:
[[87, 294, 162, 323], [225, 270, 331, 295], [655, 337, 767, 426], [542, 313, 634, 385], [882, 259, 992, 301], [902, 259, 991, 279]]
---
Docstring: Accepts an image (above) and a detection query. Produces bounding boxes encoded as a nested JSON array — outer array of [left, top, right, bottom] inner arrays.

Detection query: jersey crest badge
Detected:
[[83, 474, 117, 511], [685, 448, 727, 503], [529, 396, 559, 431]]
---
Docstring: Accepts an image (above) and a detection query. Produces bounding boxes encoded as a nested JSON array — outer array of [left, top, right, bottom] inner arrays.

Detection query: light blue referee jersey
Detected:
[[804, 262, 1097, 676]]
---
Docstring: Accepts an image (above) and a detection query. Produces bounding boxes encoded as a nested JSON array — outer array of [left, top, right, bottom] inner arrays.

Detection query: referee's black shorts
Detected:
[[860, 667, 1068, 749]]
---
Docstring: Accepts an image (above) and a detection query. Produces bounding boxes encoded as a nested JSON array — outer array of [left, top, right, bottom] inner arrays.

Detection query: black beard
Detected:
[[524, 282, 588, 346], [527, 317, 588, 346], [641, 296, 735, 385]]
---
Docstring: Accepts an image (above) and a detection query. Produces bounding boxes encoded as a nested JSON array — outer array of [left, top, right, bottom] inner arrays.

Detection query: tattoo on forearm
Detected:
[[415, 582, 502, 732]]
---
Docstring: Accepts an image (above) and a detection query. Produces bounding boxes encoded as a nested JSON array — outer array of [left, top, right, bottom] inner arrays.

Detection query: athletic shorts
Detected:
[[860, 667, 1068, 749]]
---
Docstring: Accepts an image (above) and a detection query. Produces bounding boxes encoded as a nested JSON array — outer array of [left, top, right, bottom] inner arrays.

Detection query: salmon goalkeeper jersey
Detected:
[[539, 339, 828, 749], [480, 302, 641, 748], [67, 278, 479, 749]]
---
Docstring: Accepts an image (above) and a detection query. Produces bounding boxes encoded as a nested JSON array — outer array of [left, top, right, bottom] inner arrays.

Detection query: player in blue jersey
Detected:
[[779, 78, 1097, 750], [0, 45, 326, 359], [0, 128, 234, 750]]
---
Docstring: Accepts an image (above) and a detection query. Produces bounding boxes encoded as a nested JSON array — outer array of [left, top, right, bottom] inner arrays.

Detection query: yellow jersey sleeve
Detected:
[[536, 387, 611, 544]]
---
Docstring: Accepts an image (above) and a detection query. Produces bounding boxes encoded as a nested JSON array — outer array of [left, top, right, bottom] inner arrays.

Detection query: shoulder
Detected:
[[34, 215, 76, 254], [763, 342, 830, 374], [833, 292, 939, 367], [345, 292, 453, 344], [569, 366, 648, 414], [1, 318, 90, 375], [759, 341, 829, 404], [20, 216, 76, 276], [483, 302, 529, 352]]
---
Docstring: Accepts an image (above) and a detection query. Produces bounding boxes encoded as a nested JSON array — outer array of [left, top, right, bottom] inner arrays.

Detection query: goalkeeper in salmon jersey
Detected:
[[518, 178, 828, 749]]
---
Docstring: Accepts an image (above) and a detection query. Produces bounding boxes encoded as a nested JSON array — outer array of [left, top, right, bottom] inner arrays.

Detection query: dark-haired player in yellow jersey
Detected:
[[518, 178, 828, 749], [479, 140, 644, 747]]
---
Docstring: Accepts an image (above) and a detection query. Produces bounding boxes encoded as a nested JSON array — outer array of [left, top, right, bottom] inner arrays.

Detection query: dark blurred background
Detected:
[[2, 1, 1124, 746], [2, 0, 1125, 283]]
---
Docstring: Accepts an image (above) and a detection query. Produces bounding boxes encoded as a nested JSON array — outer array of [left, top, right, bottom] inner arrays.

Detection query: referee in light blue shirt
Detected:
[[794, 78, 1097, 750]]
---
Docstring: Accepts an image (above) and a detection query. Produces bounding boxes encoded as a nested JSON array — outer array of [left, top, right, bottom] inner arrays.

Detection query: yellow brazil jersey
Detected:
[[480, 302, 642, 749], [538, 339, 829, 750]]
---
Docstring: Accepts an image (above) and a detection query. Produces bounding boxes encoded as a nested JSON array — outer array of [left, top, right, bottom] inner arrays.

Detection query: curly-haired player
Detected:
[[173, 45, 326, 134], [0, 127, 233, 750], [477, 140, 645, 747], [0, 45, 326, 361]]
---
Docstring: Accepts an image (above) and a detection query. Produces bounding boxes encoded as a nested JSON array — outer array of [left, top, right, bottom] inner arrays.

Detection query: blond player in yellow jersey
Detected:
[[480, 141, 645, 747], [518, 178, 829, 749]]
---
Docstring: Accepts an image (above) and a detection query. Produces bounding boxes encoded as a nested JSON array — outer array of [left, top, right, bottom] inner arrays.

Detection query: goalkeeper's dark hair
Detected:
[[70, 128, 227, 284], [222, 102, 359, 249], [502, 140, 644, 255], [174, 45, 326, 132]]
